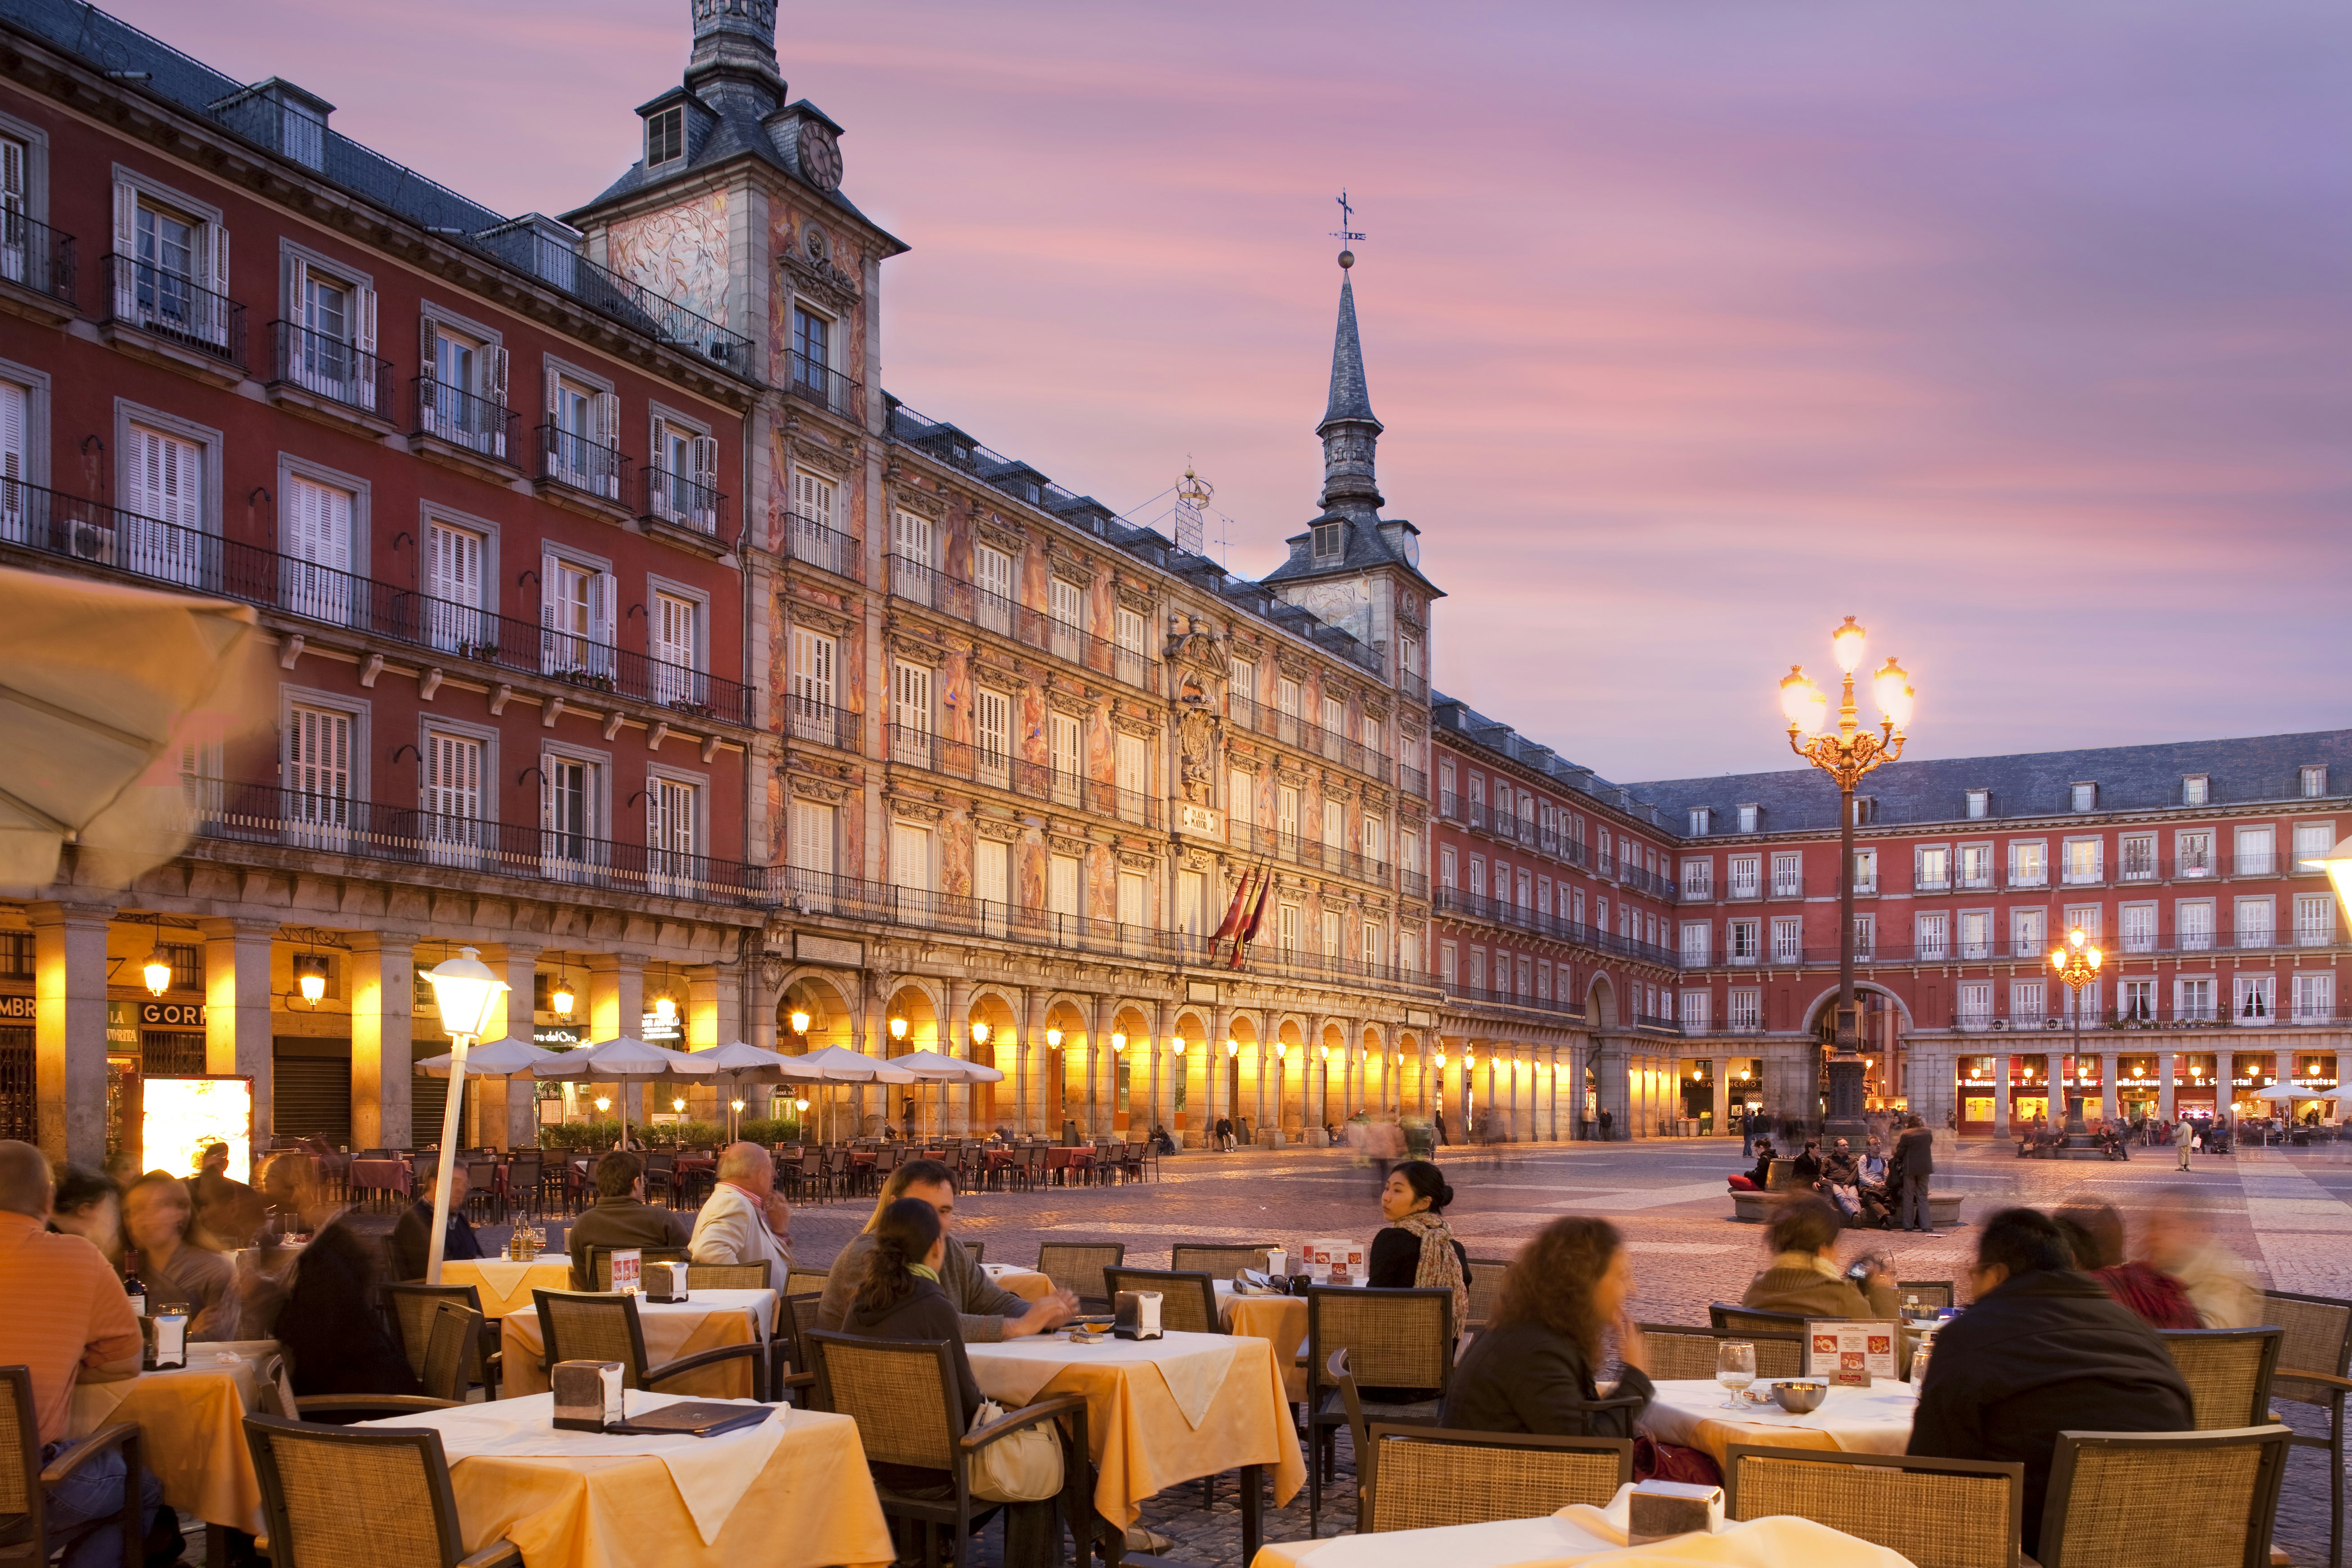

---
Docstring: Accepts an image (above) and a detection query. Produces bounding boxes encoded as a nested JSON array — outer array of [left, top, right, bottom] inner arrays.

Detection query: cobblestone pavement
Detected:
[[472, 1135, 2352, 1565]]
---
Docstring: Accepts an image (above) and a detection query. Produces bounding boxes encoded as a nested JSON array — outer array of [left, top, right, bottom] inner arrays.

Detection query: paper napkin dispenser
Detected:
[[646, 1260, 690, 1304], [1627, 1479, 1724, 1544], [1113, 1290, 1162, 1340], [146, 1309, 187, 1370], [552, 1359, 626, 1432]]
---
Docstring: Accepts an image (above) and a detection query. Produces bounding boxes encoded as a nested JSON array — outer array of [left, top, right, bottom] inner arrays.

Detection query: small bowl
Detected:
[[1771, 1381, 1828, 1413]]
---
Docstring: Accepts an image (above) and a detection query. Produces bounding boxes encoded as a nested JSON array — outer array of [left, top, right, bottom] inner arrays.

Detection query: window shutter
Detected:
[[539, 550, 559, 640], [690, 434, 718, 522], [545, 368, 562, 421], [0, 380, 25, 491], [0, 141, 22, 212], [420, 317, 439, 384], [354, 282, 377, 355], [484, 344, 509, 406], [591, 391, 621, 494], [646, 774, 663, 847], [112, 183, 136, 315], [590, 569, 613, 650]]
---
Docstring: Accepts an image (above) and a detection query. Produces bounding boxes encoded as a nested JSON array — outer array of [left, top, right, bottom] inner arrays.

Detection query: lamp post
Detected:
[[421, 946, 509, 1285], [1780, 617, 1912, 1141], [2048, 927, 2104, 1136]]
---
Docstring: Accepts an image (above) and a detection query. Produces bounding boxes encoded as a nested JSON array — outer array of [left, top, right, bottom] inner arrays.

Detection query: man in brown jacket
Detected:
[[567, 1151, 690, 1288], [1740, 1195, 1899, 1318]]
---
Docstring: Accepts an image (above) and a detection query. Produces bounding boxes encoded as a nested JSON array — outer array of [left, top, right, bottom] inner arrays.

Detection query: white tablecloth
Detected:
[[967, 1330, 1239, 1428], [1639, 1378, 1918, 1469]]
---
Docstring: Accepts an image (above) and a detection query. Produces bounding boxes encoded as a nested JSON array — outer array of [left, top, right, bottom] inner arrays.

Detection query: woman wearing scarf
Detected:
[[1368, 1160, 1470, 1324]]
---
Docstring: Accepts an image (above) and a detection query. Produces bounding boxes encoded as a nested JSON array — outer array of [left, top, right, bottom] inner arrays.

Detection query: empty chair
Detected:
[[1103, 1268, 1221, 1335], [685, 1261, 772, 1291], [1463, 1257, 1510, 1333], [530, 1288, 769, 1396], [587, 1245, 689, 1291], [2263, 1289, 2349, 1568], [2158, 1327, 2283, 1430], [1639, 1325, 1806, 1383], [1035, 1242, 1125, 1309], [1724, 1445, 2024, 1568], [243, 1413, 521, 1568], [384, 1282, 498, 1397], [2035, 1425, 2292, 1568], [1, 1364, 146, 1568], [785, 1265, 833, 1300], [1363, 1424, 1631, 1533], [1710, 1302, 1807, 1335], [1168, 1244, 1276, 1279]]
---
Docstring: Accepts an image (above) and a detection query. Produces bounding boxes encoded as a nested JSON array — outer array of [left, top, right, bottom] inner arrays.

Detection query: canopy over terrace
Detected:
[[531, 1035, 715, 1147]]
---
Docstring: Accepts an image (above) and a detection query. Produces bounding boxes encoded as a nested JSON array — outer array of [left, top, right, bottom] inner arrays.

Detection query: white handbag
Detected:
[[967, 1398, 1064, 1503]]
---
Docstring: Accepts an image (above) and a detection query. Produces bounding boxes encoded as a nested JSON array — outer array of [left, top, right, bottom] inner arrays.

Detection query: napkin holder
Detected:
[[145, 1310, 188, 1370], [1112, 1290, 1162, 1340], [552, 1360, 626, 1432], [646, 1260, 690, 1304], [1627, 1480, 1724, 1544]]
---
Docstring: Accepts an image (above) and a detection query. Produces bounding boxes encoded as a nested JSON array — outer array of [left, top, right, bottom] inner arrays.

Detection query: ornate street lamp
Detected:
[[421, 946, 509, 1285], [2048, 927, 2103, 1136], [1780, 616, 1912, 1138]]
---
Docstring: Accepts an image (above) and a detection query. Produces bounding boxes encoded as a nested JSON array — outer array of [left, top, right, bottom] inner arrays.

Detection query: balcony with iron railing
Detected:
[[783, 697, 860, 753], [1400, 868, 1430, 902], [1438, 790, 1460, 822], [785, 349, 861, 418], [1443, 982, 1586, 1020], [103, 255, 244, 370], [884, 723, 1162, 827], [536, 423, 631, 510], [1678, 923, 2343, 971], [1948, 1000, 2339, 1033], [1635, 1013, 1683, 1035], [781, 510, 862, 582], [0, 479, 750, 725], [1226, 694, 1385, 781], [1434, 885, 1682, 968], [1399, 668, 1429, 704], [642, 467, 725, 538], [1399, 763, 1426, 800], [1226, 819, 1392, 886], [0, 211, 75, 314], [885, 552, 1158, 695], [413, 378, 518, 469], [269, 320, 393, 422]]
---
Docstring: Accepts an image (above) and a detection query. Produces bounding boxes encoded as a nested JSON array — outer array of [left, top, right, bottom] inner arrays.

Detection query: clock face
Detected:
[[798, 121, 842, 191]]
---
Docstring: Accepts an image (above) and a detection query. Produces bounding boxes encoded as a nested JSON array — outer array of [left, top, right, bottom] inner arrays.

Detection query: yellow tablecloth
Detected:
[[68, 1360, 264, 1532], [379, 1395, 893, 1568], [1217, 1286, 1309, 1403], [981, 1263, 1054, 1303], [445, 1258, 577, 1318], [1638, 1378, 1918, 1471], [502, 1291, 776, 1400], [968, 1331, 1305, 1529], [1251, 1497, 1912, 1568]]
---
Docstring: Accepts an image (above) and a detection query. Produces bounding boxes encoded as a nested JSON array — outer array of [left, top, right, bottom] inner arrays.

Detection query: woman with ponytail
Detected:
[[843, 1195, 984, 1418]]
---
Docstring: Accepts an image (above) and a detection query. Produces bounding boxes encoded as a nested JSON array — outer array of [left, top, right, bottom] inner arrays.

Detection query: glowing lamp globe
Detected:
[[1111, 1032, 1126, 1053], [970, 1021, 990, 1046], [550, 980, 576, 1018], [142, 952, 171, 997], [1225, 1038, 1238, 1058], [1046, 1027, 1063, 1049], [789, 1009, 812, 1036], [1871, 656, 1914, 728], [889, 1016, 908, 1041], [1831, 615, 1868, 673], [425, 947, 508, 1041], [1778, 666, 1828, 736], [1170, 1036, 1186, 1056]]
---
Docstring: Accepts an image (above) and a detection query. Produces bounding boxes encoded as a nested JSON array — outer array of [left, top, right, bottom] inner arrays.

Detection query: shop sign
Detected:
[[142, 1001, 204, 1029], [641, 1009, 681, 1044], [0, 993, 31, 1020], [105, 1001, 139, 1050], [534, 1027, 581, 1046]]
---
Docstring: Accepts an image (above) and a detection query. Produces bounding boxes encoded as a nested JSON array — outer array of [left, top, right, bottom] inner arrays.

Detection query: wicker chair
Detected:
[[963, 1241, 983, 1266], [2264, 1289, 2349, 1568], [1709, 1302, 1807, 1335], [687, 1261, 772, 1291], [1364, 1423, 1630, 1533], [586, 1246, 689, 1291], [2159, 1328, 2283, 1430], [1, 1364, 145, 1568], [254, 1353, 457, 1426], [529, 1289, 770, 1396], [385, 1283, 499, 1396], [1463, 1257, 1510, 1334], [1168, 1244, 1276, 1280], [1304, 1286, 1454, 1535], [2036, 1426, 2292, 1568], [1035, 1242, 1126, 1310], [785, 1266, 834, 1300], [243, 1413, 520, 1568], [1898, 1279, 1956, 1312], [418, 1301, 484, 1404], [803, 1331, 1088, 1566], [1639, 1325, 1806, 1382], [1103, 1269, 1222, 1335], [1724, 1445, 2024, 1568]]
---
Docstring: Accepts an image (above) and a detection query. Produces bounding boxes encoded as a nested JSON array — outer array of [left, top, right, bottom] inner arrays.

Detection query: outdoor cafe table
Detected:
[[68, 1341, 279, 1537], [501, 1289, 778, 1400], [1638, 1377, 1919, 1471], [348, 1156, 412, 1202], [1248, 1491, 1913, 1568], [445, 1256, 578, 1318], [978, 1260, 1054, 1303], [966, 1329, 1304, 1545], [363, 1391, 893, 1568], [1213, 1280, 1308, 1402]]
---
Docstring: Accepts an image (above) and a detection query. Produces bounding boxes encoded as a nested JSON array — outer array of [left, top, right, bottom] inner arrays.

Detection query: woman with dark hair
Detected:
[[1367, 1161, 1469, 1327], [1443, 1217, 1650, 1438], [2053, 1198, 2197, 1329], [49, 1165, 123, 1266], [122, 1170, 237, 1340]]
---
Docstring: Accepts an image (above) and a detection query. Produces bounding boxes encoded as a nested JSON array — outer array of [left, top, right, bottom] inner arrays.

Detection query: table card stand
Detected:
[[610, 1248, 643, 1295], [1804, 1319, 1898, 1386]]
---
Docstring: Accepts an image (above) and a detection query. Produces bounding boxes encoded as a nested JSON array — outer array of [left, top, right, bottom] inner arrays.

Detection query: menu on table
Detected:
[[1804, 1319, 1898, 1384]]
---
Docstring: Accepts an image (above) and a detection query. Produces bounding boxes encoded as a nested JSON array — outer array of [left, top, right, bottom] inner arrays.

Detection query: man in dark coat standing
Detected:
[[1891, 1113, 1934, 1231], [1910, 1208, 2191, 1557]]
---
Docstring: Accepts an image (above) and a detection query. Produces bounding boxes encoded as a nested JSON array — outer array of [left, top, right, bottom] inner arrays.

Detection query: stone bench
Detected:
[[1730, 1187, 1964, 1228]]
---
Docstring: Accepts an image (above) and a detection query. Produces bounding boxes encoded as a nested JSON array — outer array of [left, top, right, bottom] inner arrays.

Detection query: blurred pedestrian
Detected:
[[2142, 1198, 2261, 1328]]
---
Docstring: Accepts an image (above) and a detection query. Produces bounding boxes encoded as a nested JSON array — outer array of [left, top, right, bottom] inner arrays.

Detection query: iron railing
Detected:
[[413, 377, 518, 467], [1437, 790, 1460, 822], [1226, 819, 1391, 886], [104, 255, 243, 368], [781, 511, 861, 581], [270, 320, 393, 418], [1678, 925, 2343, 970], [536, 423, 630, 505], [1433, 886, 1681, 968], [1225, 694, 1385, 781], [1444, 983, 1586, 1020], [786, 349, 860, 418], [1399, 668, 1428, 704], [0, 480, 750, 725], [1399, 764, 1426, 800], [885, 552, 1158, 695], [883, 723, 1162, 827], [1400, 868, 1429, 901], [784, 698, 861, 752], [642, 467, 724, 536], [0, 211, 74, 308], [468, 226, 754, 374]]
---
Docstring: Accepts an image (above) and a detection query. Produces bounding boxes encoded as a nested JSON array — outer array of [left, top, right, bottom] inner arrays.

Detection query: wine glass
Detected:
[[1716, 1340, 1757, 1408]]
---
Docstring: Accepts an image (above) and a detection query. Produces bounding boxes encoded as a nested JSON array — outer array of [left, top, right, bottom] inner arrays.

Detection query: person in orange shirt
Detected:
[[0, 1139, 162, 1568]]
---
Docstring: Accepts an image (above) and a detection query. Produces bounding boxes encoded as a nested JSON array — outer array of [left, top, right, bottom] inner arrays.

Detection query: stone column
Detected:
[[1013, 990, 1034, 1136], [201, 917, 277, 1144], [349, 932, 413, 1151], [1088, 996, 1112, 1139], [1993, 1050, 2013, 1139], [30, 901, 114, 1167], [945, 979, 972, 1136], [2158, 1051, 2176, 1120], [586, 953, 645, 1127], [1207, 1004, 1230, 1146], [482, 942, 543, 1150], [2099, 1051, 2120, 1123], [1152, 1001, 1173, 1135]]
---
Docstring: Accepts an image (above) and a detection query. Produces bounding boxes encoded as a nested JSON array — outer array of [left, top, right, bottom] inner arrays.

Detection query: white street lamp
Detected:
[[421, 946, 508, 1284]]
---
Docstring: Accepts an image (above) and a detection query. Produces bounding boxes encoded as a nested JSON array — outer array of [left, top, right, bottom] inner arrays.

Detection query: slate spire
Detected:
[[1316, 252, 1384, 518]]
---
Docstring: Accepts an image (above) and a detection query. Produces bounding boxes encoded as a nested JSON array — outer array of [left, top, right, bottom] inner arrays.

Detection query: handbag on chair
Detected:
[[966, 1399, 1064, 1503]]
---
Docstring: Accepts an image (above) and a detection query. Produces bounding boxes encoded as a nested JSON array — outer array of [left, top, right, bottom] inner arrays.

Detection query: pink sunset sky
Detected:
[[115, 0, 2352, 782]]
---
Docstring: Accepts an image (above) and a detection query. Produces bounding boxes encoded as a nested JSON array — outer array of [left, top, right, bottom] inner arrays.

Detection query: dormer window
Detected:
[[2071, 782, 2097, 813], [1312, 520, 1343, 561], [646, 106, 685, 168], [1966, 789, 1989, 819], [2301, 765, 2328, 799], [2183, 774, 2209, 807], [1737, 803, 1759, 835], [1688, 807, 1711, 837]]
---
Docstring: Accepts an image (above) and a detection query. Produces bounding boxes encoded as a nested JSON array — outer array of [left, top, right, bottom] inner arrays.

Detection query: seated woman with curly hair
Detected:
[[1441, 1216, 1649, 1437]]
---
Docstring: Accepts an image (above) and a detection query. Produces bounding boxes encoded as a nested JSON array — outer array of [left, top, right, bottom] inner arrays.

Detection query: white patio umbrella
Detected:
[[883, 1048, 1007, 1139], [531, 1035, 716, 1149], [791, 1045, 917, 1141], [416, 1036, 568, 1151], [687, 1040, 826, 1137]]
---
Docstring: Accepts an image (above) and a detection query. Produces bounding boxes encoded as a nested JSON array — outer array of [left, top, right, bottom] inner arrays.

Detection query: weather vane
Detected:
[[1330, 190, 1365, 267]]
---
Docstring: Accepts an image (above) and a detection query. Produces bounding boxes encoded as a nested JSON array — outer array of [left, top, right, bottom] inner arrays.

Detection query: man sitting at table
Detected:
[[186, 1142, 265, 1250], [817, 1159, 1078, 1341], [0, 1141, 176, 1568], [387, 1164, 484, 1282], [1739, 1195, 1898, 1318], [688, 1141, 793, 1278], [566, 1150, 690, 1289], [1909, 1207, 2190, 1557]]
